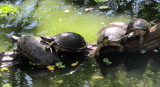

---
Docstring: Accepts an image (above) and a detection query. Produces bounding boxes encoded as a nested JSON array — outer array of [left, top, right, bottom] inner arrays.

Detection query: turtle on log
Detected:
[[40, 32, 88, 53], [12, 35, 59, 65], [96, 22, 128, 56], [123, 18, 151, 46]]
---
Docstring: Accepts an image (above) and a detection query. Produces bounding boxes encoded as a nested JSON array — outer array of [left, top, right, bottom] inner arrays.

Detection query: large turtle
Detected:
[[12, 35, 59, 65], [40, 32, 87, 53], [96, 22, 128, 56], [123, 18, 151, 45]]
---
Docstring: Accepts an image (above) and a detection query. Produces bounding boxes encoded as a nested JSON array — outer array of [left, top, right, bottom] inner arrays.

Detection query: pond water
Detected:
[[0, 0, 160, 87]]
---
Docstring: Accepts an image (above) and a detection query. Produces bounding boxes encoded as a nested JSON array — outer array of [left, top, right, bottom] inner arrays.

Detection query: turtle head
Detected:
[[40, 36, 54, 43], [11, 35, 19, 42], [127, 32, 135, 38], [103, 36, 109, 44]]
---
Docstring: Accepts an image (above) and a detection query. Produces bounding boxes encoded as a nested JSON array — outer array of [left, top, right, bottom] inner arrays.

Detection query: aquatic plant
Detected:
[[55, 62, 66, 69], [103, 58, 112, 65], [0, 4, 19, 17]]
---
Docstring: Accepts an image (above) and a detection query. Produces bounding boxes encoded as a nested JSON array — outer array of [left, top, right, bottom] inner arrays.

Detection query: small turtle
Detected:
[[12, 35, 59, 65], [123, 18, 151, 45], [40, 32, 87, 52], [96, 22, 128, 56]]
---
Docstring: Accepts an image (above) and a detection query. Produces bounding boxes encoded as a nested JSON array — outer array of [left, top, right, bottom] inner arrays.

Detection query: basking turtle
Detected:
[[40, 32, 87, 52], [12, 35, 59, 65], [96, 22, 128, 56], [124, 18, 151, 45]]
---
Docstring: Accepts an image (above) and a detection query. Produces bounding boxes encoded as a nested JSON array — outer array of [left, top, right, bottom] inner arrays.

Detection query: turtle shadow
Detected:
[[18, 51, 87, 78], [95, 48, 160, 78], [123, 51, 150, 78], [95, 46, 126, 76]]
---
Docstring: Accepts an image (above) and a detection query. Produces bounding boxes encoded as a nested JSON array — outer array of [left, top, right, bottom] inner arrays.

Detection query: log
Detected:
[[0, 51, 21, 68]]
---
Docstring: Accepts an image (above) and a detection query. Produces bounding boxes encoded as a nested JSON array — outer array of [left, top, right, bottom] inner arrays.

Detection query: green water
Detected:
[[0, 0, 160, 87], [33, 0, 130, 43]]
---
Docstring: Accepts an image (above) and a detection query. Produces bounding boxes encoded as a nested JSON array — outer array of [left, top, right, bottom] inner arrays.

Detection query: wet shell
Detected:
[[54, 32, 87, 51], [98, 22, 128, 44], [127, 18, 150, 31], [17, 35, 59, 65]]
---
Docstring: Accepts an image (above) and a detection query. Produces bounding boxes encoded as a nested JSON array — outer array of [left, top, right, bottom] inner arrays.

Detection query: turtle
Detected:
[[123, 18, 151, 45], [96, 22, 128, 56], [11, 35, 59, 65], [40, 32, 87, 53]]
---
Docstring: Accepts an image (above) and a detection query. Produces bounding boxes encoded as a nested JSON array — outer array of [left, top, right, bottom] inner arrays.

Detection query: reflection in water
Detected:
[[13, 52, 86, 87], [124, 52, 149, 78], [95, 50, 160, 86]]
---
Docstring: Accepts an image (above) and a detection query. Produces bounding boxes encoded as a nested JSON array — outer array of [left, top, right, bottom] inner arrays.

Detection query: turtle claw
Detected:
[[119, 45, 124, 52], [45, 46, 51, 51], [139, 36, 144, 46]]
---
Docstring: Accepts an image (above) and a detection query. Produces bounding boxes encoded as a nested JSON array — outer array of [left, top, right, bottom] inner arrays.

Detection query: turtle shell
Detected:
[[17, 35, 59, 65], [97, 22, 128, 44], [127, 18, 150, 31], [54, 32, 87, 51]]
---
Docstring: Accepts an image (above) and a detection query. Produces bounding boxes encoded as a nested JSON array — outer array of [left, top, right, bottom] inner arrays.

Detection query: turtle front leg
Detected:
[[45, 41, 55, 51], [13, 48, 18, 57], [139, 31, 146, 46], [119, 45, 124, 52], [40, 40, 51, 50], [139, 36, 144, 46], [122, 32, 135, 42], [95, 43, 103, 56]]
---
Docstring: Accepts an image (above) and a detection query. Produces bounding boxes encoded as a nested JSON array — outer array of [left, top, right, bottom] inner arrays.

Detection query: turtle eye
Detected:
[[52, 37, 57, 40], [104, 36, 109, 40]]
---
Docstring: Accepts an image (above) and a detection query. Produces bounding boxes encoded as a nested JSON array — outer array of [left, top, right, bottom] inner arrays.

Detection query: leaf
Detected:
[[46, 65, 55, 71], [2, 84, 11, 87], [55, 62, 62, 66], [71, 61, 79, 66], [91, 76, 104, 79], [55, 62, 66, 69], [0, 4, 19, 17], [99, 6, 109, 9], [153, 49, 159, 52], [29, 61, 36, 66], [1, 67, 8, 71], [103, 58, 112, 65], [56, 80, 63, 84]]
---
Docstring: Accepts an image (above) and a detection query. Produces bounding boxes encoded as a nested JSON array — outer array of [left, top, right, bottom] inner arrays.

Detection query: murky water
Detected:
[[0, 0, 160, 87]]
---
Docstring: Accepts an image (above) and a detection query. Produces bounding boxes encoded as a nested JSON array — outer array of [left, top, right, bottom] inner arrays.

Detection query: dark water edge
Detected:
[[67, 0, 160, 25]]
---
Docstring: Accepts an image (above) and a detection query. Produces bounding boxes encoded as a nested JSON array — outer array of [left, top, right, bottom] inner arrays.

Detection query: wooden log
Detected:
[[0, 51, 21, 68]]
